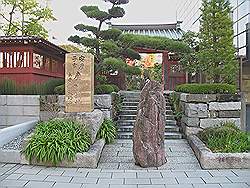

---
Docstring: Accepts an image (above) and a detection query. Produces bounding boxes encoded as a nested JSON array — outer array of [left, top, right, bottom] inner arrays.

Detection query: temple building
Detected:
[[0, 36, 67, 84]]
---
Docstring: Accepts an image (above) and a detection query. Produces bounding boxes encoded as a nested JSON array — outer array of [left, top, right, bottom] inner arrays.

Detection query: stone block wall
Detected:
[[180, 93, 243, 136], [40, 95, 113, 121], [0, 95, 40, 129], [0, 94, 113, 129]]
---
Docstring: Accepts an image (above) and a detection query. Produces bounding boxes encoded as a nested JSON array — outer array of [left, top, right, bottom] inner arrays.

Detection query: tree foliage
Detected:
[[59, 44, 82, 53], [69, 0, 142, 76], [0, 0, 55, 38], [198, 0, 237, 84], [180, 32, 200, 73]]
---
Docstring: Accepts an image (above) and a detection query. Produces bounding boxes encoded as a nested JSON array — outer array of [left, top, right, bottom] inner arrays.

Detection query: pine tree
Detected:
[[198, 0, 237, 84], [68, 0, 141, 77]]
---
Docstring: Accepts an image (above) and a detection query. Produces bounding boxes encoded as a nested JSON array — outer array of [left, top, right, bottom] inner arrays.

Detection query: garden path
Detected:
[[98, 139, 201, 170]]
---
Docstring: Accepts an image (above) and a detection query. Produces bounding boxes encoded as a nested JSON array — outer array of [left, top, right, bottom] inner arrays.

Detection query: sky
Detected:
[[45, 0, 182, 45]]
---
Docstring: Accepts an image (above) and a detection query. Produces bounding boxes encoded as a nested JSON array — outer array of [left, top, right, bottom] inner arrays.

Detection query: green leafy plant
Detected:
[[112, 93, 122, 121], [110, 84, 120, 93], [169, 93, 183, 121], [95, 84, 115, 94], [175, 83, 236, 94], [198, 122, 250, 153], [23, 119, 91, 165], [97, 119, 117, 144]]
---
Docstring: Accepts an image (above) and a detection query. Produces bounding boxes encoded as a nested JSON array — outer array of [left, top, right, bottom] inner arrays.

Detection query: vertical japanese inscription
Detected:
[[65, 53, 94, 112]]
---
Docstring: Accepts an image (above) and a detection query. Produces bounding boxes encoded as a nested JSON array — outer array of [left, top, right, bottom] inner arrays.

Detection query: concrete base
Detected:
[[188, 135, 250, 169], [0, 139, 105, 168]]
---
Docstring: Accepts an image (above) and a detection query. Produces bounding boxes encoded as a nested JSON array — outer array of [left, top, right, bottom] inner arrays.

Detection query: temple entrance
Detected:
[[163, 52, 186, 91]]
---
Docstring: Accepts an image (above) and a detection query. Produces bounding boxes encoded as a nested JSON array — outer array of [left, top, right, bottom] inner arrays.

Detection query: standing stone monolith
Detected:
[[133, 80, 167, 167]]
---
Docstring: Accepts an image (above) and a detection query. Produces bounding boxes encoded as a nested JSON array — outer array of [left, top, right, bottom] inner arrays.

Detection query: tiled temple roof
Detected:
[[111, 23, 184, 40]]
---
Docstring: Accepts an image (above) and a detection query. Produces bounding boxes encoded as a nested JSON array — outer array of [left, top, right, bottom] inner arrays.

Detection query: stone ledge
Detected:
[[0, 139, 105, 168], [0, 120, 37, 147], [188, 135, 250, 169], [200, 118, 241, 128], [180, 93, 217, 103], [209, 102, 241, 111]]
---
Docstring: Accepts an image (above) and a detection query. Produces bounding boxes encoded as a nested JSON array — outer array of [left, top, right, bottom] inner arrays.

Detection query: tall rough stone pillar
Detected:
[[133, 80, 167, 167]]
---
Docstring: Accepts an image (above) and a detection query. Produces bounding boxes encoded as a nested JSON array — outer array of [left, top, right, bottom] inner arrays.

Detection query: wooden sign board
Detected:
[[65, 53, 94, 112]]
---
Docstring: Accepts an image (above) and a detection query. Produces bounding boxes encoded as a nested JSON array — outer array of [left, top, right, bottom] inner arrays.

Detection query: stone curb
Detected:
[[0, 139, 105, 168], [188, 135, 250, 169]]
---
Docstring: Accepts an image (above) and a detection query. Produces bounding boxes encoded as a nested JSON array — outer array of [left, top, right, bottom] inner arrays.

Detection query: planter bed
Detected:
[[188, 135, 250, 169], [0, 121, 105, 168]]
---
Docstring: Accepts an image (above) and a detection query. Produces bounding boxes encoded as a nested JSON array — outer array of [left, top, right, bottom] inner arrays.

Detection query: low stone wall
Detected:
[[0, 94, 113, 129], [0, 95, 40, 129], [180, 93, 243, 136], [188, 135, 250, 169]]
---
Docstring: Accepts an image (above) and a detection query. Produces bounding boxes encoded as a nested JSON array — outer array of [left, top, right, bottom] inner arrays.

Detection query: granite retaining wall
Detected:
[[180, 93, 245, 136], [0, 94, 113, 129]]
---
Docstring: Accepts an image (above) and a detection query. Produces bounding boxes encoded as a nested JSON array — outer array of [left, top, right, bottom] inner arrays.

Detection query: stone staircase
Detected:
[[117, 91, 183, 139]]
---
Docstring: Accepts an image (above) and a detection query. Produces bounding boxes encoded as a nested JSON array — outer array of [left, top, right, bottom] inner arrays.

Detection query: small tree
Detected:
[[198, 0, 237, 84], [0, 0, 55, 39]]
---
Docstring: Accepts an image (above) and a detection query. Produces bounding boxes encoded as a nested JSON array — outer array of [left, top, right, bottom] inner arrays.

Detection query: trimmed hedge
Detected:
[[175, 83, 237, 94], [0, 79, 64, 95], [95, 84, 115, 94], [54, 84, 65, 95]]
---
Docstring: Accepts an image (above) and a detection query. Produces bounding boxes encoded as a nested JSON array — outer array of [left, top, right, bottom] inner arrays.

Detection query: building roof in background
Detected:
[[111, 23, 184, 40], [0, 36, 68, 54]]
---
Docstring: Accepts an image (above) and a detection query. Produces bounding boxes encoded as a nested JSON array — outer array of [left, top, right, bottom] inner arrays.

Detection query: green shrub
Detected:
[[54, 84, 65, 95], [169, 93, 183, 120], [96, 75, 107, 85], [95, 84, 114, 94], [198, 122, 250, 153], [97, 119, 117, 144], [175, 83, 236, 94], [0, 79, 17, 94], [42, 79, 64, 95], [111, 93, 122, 121], [0, 79, 64, 95], [23, 119, 91, 165], [110, 84, 120, 93]]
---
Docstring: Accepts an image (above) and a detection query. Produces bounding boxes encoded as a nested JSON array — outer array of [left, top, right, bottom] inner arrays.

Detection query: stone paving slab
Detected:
[[0, 139, 250, 187]]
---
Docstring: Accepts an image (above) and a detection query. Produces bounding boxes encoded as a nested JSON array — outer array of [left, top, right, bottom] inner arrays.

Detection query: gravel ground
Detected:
[[0, 129, 34, 151]]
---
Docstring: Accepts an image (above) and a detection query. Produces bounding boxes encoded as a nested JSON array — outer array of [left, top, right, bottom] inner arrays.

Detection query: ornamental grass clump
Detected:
[[97, 119, 117, 144], [198, 122, 250, 153], [23, 119, 91, 166]]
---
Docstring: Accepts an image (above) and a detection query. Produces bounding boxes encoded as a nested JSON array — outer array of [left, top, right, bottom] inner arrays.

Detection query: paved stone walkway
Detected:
[[0, 139, 250, 188], [98, 139, 201, 170]]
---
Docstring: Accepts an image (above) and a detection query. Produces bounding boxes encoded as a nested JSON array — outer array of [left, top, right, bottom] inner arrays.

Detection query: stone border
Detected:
[[0, 120, 37, 147], [0, 139, 105, 168], [188, 135, 250, 169]]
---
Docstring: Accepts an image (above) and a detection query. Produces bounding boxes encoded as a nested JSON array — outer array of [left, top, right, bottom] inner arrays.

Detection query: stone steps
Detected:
[[118, 119, 177, 126], [117, 91, 183, 140], [118, 125, 180, 132], [117, 132, 183, 139], [120, 110, 174, 115], [119, 114, 175, 120]]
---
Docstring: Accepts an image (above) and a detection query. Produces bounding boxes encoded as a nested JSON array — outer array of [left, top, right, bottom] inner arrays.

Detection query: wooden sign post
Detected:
[[65, 53, 94, 112]]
